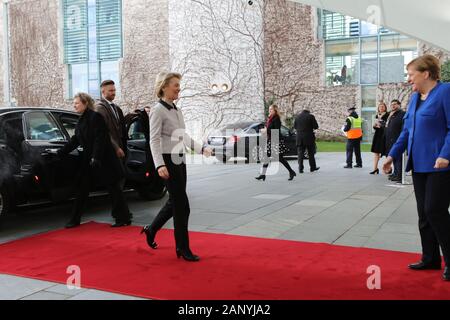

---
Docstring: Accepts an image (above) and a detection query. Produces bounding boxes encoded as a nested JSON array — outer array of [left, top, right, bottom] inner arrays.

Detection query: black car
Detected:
[[0, 107, 166, 222], [205, 121, 315, 163]]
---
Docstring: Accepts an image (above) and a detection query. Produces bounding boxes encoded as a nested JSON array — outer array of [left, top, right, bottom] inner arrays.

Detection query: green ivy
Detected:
[[442, 60, 450, 83]]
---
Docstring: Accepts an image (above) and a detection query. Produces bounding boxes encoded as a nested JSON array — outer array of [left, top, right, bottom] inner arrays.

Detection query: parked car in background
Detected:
[[205, 121, 316, 163], [0, 107, 166, 224]]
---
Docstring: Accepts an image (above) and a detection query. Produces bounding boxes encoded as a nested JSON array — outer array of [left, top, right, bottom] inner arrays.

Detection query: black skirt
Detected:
[[266, 138, 289, 158], [371, 127, 386, 155]]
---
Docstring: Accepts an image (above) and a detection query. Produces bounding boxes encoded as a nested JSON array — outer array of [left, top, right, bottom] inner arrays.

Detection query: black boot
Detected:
[[176, 248, 200, 262], [140, 225, 158, 249], [255, 175, 266, 181], [288, 172, 296, 181]]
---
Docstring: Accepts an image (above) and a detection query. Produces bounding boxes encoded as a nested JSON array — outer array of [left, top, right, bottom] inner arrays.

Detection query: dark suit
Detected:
[[294, 110, 318, 172], [96, 98, 127, 155], [58, 109, 130, 223], [96, 98, 131, 220], [261, 115, 295, 176], [385, 109, 405, 178]]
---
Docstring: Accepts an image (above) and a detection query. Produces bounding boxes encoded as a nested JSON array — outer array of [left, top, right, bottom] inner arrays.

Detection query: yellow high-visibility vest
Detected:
[[346, 116, 363, 139]]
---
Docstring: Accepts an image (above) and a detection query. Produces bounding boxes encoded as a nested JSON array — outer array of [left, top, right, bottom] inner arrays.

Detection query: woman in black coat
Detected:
[[370, 102, 389, 174], [255, 104, 296, 181], [57, 93, 128, 228]]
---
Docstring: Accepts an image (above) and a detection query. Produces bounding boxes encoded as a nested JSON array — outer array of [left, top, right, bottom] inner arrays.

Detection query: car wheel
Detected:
[[0, 185, 11, 226], [135, 183, 167, 201]]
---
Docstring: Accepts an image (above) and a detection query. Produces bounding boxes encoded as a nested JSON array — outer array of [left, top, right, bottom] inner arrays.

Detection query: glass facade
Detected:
[[320, 9, 418, 142], [63, 0, 123, 98]]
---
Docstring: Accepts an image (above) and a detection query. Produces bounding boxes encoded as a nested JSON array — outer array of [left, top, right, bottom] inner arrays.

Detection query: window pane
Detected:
[[325, 38, 358, 85], [70, 63, 88, 96], [88, 62, 100, 97], [360, 37, 378, 84], [128, 121, 146, 140], [96, 0, 123, 60], [361, 85, 377, 109], [59, 114, 79, 138], [25, 112, 65, 142], [380, 34, 418, 83], [360, 21, 378, 36], [63, 0, 89, 64]]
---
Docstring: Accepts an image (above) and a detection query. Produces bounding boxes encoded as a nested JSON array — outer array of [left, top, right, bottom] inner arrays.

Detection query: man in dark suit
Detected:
[[294, 107, 319, 173], [385, 99, 406, 182], [96, 80, 132, 227]]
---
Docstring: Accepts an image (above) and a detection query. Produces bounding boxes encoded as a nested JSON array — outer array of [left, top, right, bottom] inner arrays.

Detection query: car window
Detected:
[[280, 125, 290, 137], [0, 113, 25, 153], [24, 111, 65, 141], [128, 119, 147, 141], [59, 114, 79, 138]]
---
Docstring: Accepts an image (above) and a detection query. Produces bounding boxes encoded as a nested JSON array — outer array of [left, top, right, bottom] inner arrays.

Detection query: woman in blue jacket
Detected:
[[383, 55, 450, 281]]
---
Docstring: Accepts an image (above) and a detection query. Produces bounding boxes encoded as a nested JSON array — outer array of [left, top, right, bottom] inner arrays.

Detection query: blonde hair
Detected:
[[154, 72, 182, 99], [269, 104, 280, 117], [74, 92, 95, 110], [407, 54, 441, 80]]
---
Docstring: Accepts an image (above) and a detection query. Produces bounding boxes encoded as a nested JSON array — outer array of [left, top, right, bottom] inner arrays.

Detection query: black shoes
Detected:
[[370, 169, 379, 175], [344, 165, 352, 169], [111, 220, 132, 227], [354, 164, 363, 168], [140, 225, 158, 249], [288, 172, 296, 181], [408, 261, 442, 270], [311, 167, 320, 173], [65, 218, 81, 229], [255, 175, 266, 181], [176, 248, 200, 262], [443, 267, 450, 281], [408, 261, 450, 281], [299, 169, 304, 174]]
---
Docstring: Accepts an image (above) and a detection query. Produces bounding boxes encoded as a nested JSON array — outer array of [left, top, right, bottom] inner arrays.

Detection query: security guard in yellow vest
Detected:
[[343, 107, 363, 168]]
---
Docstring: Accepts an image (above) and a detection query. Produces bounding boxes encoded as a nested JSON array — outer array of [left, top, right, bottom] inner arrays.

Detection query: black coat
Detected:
[[265, 115, 288, 156], [370, 112, 389, 155], [58, 108, 124, 185], [294, 110, 319, 146], [385, 109, 406, 153]]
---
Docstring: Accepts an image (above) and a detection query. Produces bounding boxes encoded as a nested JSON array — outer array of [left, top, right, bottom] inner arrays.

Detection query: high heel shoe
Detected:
[[288, 172, 296, 181], [255, 175, 266, 181], [369, 169, 379, 175], [176, 248, 200, 262], [140, 225, 157, 249]]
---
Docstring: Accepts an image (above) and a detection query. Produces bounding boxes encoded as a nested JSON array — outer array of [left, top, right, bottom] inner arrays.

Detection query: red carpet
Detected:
[[0, 222, 449, 300]]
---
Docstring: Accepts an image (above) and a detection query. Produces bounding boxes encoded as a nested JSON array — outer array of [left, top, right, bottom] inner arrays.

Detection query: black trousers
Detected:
[[261, 154, 295, 176], [71, 168, 131, 223], [149, 154, 191, 252], [412, 171, 450, 266], [346, 138, 362, 166], [393, 155, 403, 178], [297, 144, 317, 171]]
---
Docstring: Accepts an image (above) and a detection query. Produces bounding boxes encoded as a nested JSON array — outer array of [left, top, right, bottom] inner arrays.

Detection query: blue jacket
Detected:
[[389, 82, 450, 173]]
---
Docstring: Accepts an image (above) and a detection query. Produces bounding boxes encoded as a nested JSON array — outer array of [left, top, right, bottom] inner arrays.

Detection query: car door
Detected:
[[21, 110, 76, 201], [124, 110, 152, 183], [51, 111, 84, 192], [280, 125, 297, 156]]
